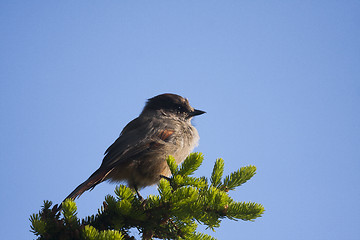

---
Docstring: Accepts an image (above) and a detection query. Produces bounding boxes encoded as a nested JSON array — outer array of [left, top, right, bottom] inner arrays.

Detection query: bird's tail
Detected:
[[63, 168, 113, 202]]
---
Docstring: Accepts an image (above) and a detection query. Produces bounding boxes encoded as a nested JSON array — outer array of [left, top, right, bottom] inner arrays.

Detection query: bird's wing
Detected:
[[100, 117, 175, 170]]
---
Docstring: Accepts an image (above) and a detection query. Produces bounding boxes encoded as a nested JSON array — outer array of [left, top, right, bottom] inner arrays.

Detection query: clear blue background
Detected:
[[1, 1, 359, 239]]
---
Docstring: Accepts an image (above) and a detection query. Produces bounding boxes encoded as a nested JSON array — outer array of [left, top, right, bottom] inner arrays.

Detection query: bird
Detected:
[[64, 93, 205, 201]]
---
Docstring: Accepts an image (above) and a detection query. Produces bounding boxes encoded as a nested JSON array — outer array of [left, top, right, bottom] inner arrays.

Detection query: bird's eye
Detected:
[[177, 105, 185, 112]]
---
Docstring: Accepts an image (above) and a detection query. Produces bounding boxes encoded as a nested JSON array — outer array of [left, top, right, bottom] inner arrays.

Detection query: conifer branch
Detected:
[[30, 153, 264, 239]]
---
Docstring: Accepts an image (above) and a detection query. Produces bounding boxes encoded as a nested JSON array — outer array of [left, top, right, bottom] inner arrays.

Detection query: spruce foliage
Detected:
[[30, 153, 264, 239]]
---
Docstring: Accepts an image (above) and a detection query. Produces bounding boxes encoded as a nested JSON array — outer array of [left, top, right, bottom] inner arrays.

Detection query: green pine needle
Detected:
[[83, 225, 124, 240], [226, 202, 265, 221], [166, 155, 178, 175], [29, 214, 45, 235], [220, 165, 257, 191], [193, 232, 218, 240], [210, 158, 224, 187], [158, 178, 173, 199], [177, 152, 204, 176], [62, 199, 78, 224], [115, 185, 135, 201]]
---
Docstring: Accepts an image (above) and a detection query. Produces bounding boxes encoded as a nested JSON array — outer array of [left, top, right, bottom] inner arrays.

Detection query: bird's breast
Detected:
[[170, 123, 199, 164]]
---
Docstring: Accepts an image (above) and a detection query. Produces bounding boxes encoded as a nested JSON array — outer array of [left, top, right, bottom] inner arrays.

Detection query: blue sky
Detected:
[[1, 1, 359, 239]]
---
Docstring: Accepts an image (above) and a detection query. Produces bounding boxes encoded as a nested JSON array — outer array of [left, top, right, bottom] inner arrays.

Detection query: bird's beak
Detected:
[[190, 109, 206, 117]]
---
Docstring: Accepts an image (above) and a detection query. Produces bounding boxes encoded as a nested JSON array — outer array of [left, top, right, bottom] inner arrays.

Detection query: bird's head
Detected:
[[142, 93, 206, 119]]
